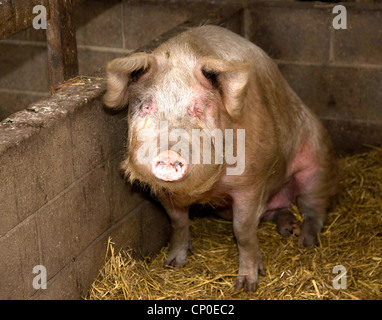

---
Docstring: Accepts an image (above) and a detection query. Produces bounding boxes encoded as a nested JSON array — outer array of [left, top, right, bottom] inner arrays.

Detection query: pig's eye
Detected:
[[129, 98, 142, 112], [202, 68, 219, 87], [130, 67, 148, 83]]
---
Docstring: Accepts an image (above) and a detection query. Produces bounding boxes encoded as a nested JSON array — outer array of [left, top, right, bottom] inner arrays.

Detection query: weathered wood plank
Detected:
[[46, 0, 78, 91]]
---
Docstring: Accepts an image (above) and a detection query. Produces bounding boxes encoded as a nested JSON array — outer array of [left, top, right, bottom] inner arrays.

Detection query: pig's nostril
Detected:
[[173, 160, 182, 167], [151, 150, 188, 181], [172, 160, 183, 172]]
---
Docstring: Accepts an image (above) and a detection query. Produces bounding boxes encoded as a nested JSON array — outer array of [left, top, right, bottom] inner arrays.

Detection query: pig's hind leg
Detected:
[[294, 155, 337, 247], [263, 178, 301, 237], [295, 168, 330, 247], [288, 140, 337, 247]]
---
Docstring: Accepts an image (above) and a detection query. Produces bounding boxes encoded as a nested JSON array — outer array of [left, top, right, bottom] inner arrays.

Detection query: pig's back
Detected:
[[154, 25, 266, 65]]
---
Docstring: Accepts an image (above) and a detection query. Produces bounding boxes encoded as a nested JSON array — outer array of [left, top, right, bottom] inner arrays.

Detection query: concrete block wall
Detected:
[[0, 81, 171, 299], [247, 1, 382, 154], [0, 0, 191, 120], [0, 1, 242, 300]]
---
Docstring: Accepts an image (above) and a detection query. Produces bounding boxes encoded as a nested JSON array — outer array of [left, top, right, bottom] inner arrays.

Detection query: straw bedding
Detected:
[[87, 146, 382, 300]]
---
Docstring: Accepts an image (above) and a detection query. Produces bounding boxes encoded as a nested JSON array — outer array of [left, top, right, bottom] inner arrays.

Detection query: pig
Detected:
[[103, 25, 338, 293]]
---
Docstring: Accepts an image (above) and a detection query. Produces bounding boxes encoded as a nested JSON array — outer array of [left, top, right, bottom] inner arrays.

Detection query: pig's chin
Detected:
[[123, 158, 224, 197]]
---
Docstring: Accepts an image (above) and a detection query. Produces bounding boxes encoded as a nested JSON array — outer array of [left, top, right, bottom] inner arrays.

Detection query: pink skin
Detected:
[[140, 101, 157, 117], [104, 27, 336, 293], [188, 103, 205, 120], [151, 150, 188, 181]]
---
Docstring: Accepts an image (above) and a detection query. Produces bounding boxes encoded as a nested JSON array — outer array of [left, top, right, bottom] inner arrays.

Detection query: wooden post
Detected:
[[46, 0, 78, 92]]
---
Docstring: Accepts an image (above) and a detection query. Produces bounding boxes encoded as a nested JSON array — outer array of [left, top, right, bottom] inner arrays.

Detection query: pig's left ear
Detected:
[[195, 58, 250, 119]]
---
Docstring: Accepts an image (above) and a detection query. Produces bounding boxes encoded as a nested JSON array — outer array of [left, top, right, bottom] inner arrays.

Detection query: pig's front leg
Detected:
[[158, 195, 192, 268], [232, 193, 265, 293]]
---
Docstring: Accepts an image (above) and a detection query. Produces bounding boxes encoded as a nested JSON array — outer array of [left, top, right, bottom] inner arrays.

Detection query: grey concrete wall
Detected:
[[247, 1, 382, 154], [0, 0, 191, 120], [0, 80, 171, 299]]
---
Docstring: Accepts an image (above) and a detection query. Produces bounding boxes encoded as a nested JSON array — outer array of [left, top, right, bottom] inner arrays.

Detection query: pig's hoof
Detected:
[[165, 251, 187, 268], [275, 209, 300, 237], [165, 258, 186, 268], [164, 242, 193, 268], [298, 221, 320, 247], [234, 262, 264, 293], [234, 276, 258, 293], [299, 231, 319, 247]]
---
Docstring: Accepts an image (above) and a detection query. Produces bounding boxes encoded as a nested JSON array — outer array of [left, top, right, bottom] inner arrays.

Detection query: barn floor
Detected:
[[87, 147, 382, 300]]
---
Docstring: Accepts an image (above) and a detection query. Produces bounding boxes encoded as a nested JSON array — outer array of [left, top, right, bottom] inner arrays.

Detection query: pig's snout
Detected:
[[150, 150, 188, 181]]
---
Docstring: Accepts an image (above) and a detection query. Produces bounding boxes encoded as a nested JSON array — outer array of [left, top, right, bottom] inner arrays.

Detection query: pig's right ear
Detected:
[[195, 58, 250, 119], [103, 52, 157, 110]]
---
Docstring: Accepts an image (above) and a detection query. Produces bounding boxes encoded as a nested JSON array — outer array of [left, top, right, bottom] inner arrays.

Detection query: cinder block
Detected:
[[37, 164, 111, 278], [0, 231, 24, 299], [122, 2, 189, 50], [31, 263, 79, 300], [108, 200, 170, 258], [0, 43, 49, 92], [0, 218, 40, 299], [219, 8, 244, 37], [70, 165, 112, 255], [249, 4, 331, 63], [75, 234, 110, 298], [0, 153, 18, 236], [69, 99, 127, 179], [278, 63, 382, 122], [333, 8, 382, 65], [74, 0, 123, 49], [139, 201, 170, 257], [76, 199, 171, 298], [322, 118, 382, 156], [77, 48, 124, 76], [109, 155, 146, 223], [107, 204, 143, 253], [37, 194, 78, 280], [10, 116, 74, 221]]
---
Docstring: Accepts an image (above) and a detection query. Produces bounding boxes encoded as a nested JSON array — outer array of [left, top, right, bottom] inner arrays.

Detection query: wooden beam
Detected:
[[46, 0, 78, 91]]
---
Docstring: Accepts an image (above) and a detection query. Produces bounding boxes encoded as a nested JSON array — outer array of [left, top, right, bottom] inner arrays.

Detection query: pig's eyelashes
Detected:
[[201, 68, 219, 87]]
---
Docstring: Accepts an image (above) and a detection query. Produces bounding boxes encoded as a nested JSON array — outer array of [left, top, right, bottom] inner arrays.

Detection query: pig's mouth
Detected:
[[150, 150, 189, 182]]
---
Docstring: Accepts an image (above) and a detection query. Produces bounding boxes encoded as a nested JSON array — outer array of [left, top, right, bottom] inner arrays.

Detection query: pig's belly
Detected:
[[195, 142, 318, 220], [266, 176, 296, 211], [212, 144, 318, 220], [213, 178, 296, 221]]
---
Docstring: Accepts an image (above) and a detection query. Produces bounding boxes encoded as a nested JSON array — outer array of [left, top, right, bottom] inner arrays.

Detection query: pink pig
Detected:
[[103, 25, 338, 292]]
